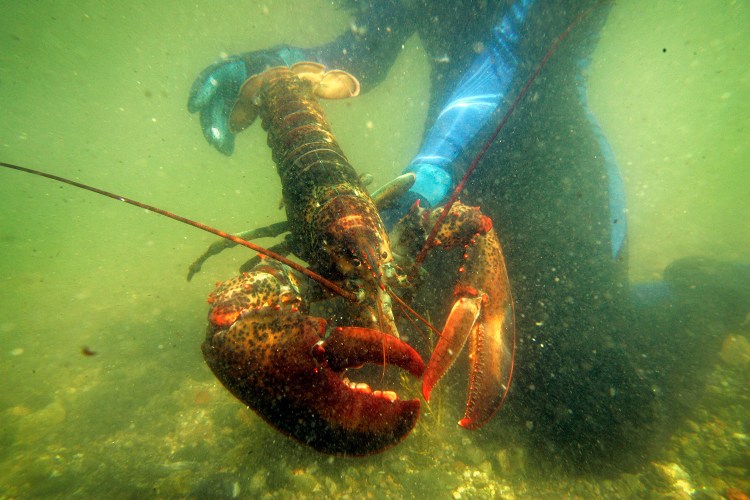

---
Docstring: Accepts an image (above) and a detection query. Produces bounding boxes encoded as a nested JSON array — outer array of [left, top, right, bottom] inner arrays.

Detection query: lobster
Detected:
[[0, 0, 616, 460], [3, 0, 603, 453], [195, 61, 515, 455]]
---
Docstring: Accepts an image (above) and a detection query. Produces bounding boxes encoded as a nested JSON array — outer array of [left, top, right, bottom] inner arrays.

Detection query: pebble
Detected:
[[463, 444, 486, 465], [248, 469, 267, 493], [289, 469, 318, 491], [719, 335, 750, 366], [685, 419, 701, 433]]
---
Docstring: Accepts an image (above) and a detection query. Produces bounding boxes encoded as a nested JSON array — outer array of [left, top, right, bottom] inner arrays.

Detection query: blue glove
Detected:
[[187, 46, 306, 155], [380, 163, 452, 229], [405, 163, 452, 208]]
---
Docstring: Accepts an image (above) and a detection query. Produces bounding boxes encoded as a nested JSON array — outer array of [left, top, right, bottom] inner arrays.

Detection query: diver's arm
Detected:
[[188, 1, 414, 154], [403, 1, 624, 259], [408, 0, 612, 200], [405, 0, 539, 208]]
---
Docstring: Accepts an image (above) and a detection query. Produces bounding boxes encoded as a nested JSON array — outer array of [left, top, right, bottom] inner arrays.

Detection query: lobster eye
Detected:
[[380, 251, 388, 259], [351, 258, 362, 268]]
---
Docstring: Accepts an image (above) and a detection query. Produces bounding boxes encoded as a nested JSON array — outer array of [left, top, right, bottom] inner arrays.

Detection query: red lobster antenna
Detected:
[[0, 161, 357, 303], [411, 2, 606, 275]]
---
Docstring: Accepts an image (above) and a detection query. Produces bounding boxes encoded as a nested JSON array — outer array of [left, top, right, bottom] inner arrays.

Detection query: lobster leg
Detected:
[[187, 221, 290, 281]]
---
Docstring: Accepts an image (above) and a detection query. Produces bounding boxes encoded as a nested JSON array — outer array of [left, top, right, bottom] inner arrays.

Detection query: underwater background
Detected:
[[0, 1, 748, 497]]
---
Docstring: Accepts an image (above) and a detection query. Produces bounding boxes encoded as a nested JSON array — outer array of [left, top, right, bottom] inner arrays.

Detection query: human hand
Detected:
[[187, 47, 304, 155], [379, 163, 452, 228]]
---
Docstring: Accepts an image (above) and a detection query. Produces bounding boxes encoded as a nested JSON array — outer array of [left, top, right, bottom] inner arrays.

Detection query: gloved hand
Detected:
[[380, 163, 452, 229], [406, 163, 452, 208], [187, 46, 306, 155]]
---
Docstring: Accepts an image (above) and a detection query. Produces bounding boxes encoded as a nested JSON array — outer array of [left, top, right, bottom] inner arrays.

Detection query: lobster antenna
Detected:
[[386, 287, 441, 338], [411, 2, 606, 275], [0, 161, 357, 303], [393, 294, 432, 344]]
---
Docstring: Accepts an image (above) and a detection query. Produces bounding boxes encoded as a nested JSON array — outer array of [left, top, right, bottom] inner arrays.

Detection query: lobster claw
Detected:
[[202, 268, 425, 456], [420, 212, 515, 429]]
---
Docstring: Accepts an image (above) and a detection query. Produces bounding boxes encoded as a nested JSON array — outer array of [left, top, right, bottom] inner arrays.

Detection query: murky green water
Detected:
[[1, 1, 748, 498]]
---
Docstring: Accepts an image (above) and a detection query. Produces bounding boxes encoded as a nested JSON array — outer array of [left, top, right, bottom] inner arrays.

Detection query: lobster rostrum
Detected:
[[199, 61, 515, 455]]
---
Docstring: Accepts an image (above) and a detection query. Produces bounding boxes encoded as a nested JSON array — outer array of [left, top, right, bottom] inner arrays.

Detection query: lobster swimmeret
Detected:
[[200, 62, 515, 454]]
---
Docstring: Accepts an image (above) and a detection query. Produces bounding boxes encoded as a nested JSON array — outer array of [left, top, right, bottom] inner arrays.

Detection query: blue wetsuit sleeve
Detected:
[[273, 1, 414, 91], [407, 0, 626, 258], [405, 0, 537, 207]]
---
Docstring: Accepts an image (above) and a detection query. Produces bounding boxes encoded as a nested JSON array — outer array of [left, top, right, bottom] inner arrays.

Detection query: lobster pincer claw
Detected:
[[415, 204, 515, 430], [202, 266, 425, 456], [319, 326, 426, 378]]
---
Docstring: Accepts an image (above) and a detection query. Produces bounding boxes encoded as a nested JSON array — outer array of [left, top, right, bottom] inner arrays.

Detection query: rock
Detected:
[[463, 444, 486, 466], [720, 335, 750, 367], [248, 468, 268, 493], [651, 462, 695, 498]]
